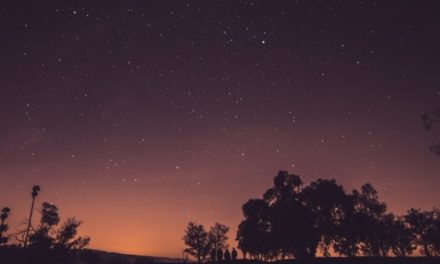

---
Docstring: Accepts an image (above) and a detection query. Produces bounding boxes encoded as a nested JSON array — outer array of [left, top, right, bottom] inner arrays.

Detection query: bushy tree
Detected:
[[431, 210, 440, 255], [236, 201, 271, 259], [302, 179, 350, 256], [265, 171, 320, 259], [0, 207, 11, 246], [55, 217, 90, 250], [388, 215, 416, 257], [208, 223, 229, 260], [236, 170, 430, 259], [333, 184, 394, 257], [405, 208, 437, 256], [350, 184, 389, 256], [183, 222, 210, 263], [237, 171, 321, 260], [26, 201, 90, 254], [333, 208, 361, 257], [29, 202, 60, 250], [235, 170, 440, 259]]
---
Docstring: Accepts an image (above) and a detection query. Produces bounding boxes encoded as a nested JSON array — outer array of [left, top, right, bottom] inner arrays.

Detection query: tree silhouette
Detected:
[[236, 199, 271, 260], [183, 222, 210, 263], [40, 202, 61, 228], [264, 171, 319, 259], [0, 187, 90, 264], [236, 170, 440, 260], [54, 217, 90, 250], [333, 206, 361, 257], [374, 213, 395, 257], [263, 171, 320, 258], [263, 171, 302, 203], [333, 184, 391, 257], [208, 223, 229, 261], [432, 210, 440, 256], [301, 179, 350, 256], [270, 196, 319, 259], [0, 207, 11, 246], [29, 202, 60, 250], [24, 185, 40, 248], [237, 171, 320, 260], [405, 208, 437, 256], [23, 201, 91, 258], [388, 215, 416, 257], [349, 184, 389, 256]]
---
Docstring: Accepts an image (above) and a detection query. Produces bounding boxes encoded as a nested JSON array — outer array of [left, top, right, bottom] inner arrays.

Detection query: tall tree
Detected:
[[431, 210, 440, 256], [270, 195, 319, 259], [352, 184, 388, 256], [236, 199, 271, 260], [0, 207, 11, 246], [183, 222, 210, 263], [302, 179, 350, 256], [333, 207, 361, 257], [263, 171, 303, 204], [237, 171, 320, 260], [208, 223, 229, 258], [388, 215, 416, 257], [24, 185, 40, 248], [405, 208, 436, 256], [265, 171, 319, 259]]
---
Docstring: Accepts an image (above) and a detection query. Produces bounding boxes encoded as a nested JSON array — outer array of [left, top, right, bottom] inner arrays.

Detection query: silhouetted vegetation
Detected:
[[183, 222, 211, 263], [183, 222, 230, 263], [209, 223, 230, 261], [0, 207, 11, 246], [24, 184, 40, 248], [0, 185, 90, 264], [2, 174, 440, 264], [235, 170, 440, 261]]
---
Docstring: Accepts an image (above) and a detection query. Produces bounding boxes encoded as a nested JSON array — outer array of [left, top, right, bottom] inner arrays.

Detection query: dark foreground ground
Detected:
[[271, 257, 440, 264], [1, 249, 440, 264], [0, 248, 182, 264]]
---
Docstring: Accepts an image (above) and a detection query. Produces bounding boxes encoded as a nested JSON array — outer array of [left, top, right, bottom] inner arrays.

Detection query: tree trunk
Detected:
[[23, 197, 35, 248]]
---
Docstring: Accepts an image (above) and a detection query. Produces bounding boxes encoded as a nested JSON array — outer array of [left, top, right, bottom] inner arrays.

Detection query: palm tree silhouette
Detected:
[[23, 185, 40, 248]]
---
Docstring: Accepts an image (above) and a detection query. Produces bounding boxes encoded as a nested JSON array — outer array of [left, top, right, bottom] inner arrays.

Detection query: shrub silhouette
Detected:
[[0, 207, 11, 246], [0, 185, 90, 264]]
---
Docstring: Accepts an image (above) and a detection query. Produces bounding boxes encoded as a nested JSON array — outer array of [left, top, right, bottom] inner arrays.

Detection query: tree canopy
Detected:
[[236, 170, 440, 260]]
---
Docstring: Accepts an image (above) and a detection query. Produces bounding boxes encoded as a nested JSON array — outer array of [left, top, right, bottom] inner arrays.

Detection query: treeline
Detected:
[[235, 171, 440, 260], [183, 222, 237, 263], [0, 185, 90, 264]]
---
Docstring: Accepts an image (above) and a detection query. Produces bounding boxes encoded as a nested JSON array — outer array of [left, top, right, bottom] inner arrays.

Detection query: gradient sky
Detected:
[[1, 0, 439, 258]]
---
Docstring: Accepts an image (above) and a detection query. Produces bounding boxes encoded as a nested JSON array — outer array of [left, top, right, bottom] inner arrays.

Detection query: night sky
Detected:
[[1, 0, 440, 257]]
